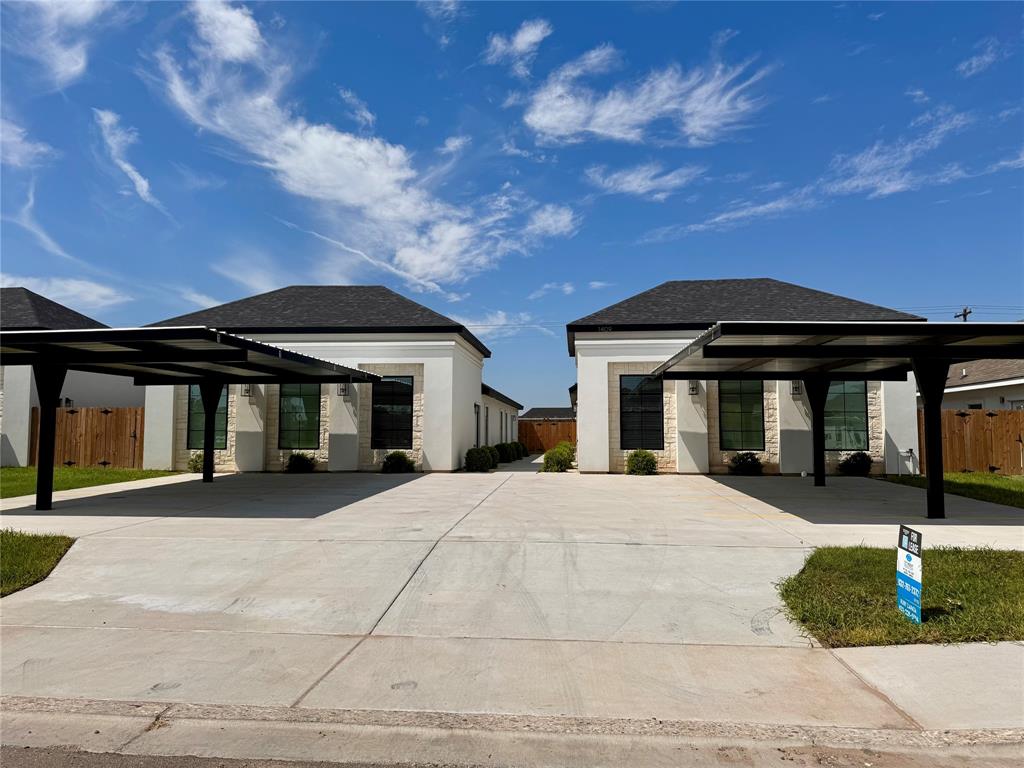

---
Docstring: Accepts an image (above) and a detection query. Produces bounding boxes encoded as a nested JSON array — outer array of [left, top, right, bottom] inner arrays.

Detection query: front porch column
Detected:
[[913, 358, 950, 519], [803, 377, 829, 487], [198, 381, 223, 483], [32, 364, 68, 511]]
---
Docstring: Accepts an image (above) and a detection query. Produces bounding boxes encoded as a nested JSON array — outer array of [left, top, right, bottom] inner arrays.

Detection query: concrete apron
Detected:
[[1, 472, 1022, 761]]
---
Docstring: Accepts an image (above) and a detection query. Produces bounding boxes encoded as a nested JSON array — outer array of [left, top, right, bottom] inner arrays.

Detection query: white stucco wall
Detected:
[[481, 394, 520, 447], [936, 381, 1024, 412], [142, 385, 176, 470], [883, 375, 920, 475], [574, 332, 698, 473]]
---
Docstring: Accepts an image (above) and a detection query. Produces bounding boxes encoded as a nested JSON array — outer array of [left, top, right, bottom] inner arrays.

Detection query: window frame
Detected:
[[278, 383, 322, 450], [717, 380, 765, 452], [186, 384, 228, 450], [824, 380, 869, 452], [619, 374, 665, 451], [370, 375, 414, 450]]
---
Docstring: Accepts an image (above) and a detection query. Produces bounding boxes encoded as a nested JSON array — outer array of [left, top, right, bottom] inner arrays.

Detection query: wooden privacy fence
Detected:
[[30, 407, 145, 470], [917, 408, 1024, 476], [518, 419, 576, 454]]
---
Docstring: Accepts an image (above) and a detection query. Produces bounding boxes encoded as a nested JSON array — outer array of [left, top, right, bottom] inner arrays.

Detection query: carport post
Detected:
[[32, 364, 67, 511], [803, 377, 829, 487], [913, 358, 950, 519], [199, 381, 223, 483]]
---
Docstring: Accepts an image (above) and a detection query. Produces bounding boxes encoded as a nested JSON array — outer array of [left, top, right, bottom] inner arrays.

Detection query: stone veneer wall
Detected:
[[174, 383, 239, 472], [264, 384, 331, 471], [707, 380, 780, 474], [823, 380, 885, 474], [357, 363, 424, 471], [607, 362, 677, 473]]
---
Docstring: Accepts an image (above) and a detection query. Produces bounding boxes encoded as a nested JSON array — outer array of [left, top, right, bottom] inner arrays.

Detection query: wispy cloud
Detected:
[[417, 0, 461, 48], [4, 1, 125, 88], [522, 31, 773, 146], [338, 88, 376, 131], [154, 2, 577, 292], [210, 247, 292, 295], [450, 309, 555, 339], [483, 19, 553, 78], [527, 282, 574, 300], [0, 273, 130, 310], [178, 287, 222, 309], [905, 87, 929, 105], [524, 204, 580, 238], [588, 280, 613, 290], [640, 103, 1016, 241], [957, 37, 1006, 79], [0, 118, 56, 168], [2, 179, 75, 262], [585, 162, 704, 201], [172, 162, 226, 191], [438, 135, 471, 155], [867, 12, 885, 22], [847, 43, 873, 57], [811, 94, 834, 105], [192, 0, 264, 62], [93, 109, 173, 220]]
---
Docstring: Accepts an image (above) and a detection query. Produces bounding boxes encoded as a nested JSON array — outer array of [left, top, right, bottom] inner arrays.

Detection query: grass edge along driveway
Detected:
[[1, 529, 75, 597], [881, 472, 1024, 510], [779, 546, 1024, 648], [0, 467, 180, 499]]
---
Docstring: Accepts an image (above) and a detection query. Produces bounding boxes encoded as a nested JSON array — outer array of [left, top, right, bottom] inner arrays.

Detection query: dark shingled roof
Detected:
[[946, 359, 1024, 389], [567, 278, 922, 354], [1, 287, 107, 330], [150, 285, 490, 357], [481, 383, 523, 410], [521, 407, 575, 420]]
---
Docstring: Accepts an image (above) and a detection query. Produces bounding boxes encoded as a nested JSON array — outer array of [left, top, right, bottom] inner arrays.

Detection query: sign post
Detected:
[[896, 525, 923, 624]]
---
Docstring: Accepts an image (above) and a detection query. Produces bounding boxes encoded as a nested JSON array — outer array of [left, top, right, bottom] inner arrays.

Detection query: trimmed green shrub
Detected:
[[517, 441, 529, 457], [626, 449, 658, 475], [465, 447, 493, 472], [186, 453, 204, 473], [495, 442, 514, 463], [555, 440, 576, 462], [837, 451, 873, 476], [381, 451, 415, 473], [285, 453, 317, 473], [510, 441, 522, 460], [728, 451, 763, 475], [486, 445, 500, 467], [543, 443, 573, 472]]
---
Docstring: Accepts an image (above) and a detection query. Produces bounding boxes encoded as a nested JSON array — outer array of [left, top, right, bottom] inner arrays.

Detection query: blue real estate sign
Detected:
[[896, 525, 923, 624]]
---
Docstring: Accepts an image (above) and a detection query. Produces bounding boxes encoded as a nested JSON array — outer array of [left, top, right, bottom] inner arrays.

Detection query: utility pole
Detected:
[[954, 306, 972, 322]]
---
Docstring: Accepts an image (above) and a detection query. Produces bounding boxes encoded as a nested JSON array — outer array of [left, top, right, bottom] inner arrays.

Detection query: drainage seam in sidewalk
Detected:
[[113, 702, 174, 754], [827, 649, 923, 730], [288, 474, 514, 708]]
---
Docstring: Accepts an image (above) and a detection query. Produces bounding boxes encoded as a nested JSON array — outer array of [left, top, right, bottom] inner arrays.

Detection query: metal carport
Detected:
[[0, 326, 379, 510], [652, 321, 1024, 519]]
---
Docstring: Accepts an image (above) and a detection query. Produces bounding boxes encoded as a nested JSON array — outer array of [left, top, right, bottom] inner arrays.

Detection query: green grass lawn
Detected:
[[0, 466, 180, 499], [779, 546, 1024, 647], [1, 528, 75, 597], [881, 472, 1024, 509]]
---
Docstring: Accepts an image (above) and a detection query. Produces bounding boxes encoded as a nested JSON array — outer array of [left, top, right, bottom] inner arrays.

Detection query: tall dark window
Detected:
[[371, 376, 413, 449], [187, 384, 228, 450], [719, 380, 764, 451], [825, 381, 868, 450], [619, 375, 664, 450], [279, 383, 321, 449], [474, 403, 480, 448]]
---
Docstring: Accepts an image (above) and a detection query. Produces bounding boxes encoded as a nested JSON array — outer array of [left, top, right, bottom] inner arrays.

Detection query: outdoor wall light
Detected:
[[337, 383, 349, 397], [791, 380, 802, 396], [688, 380, 699, 396], [241, 384, 252, 398]]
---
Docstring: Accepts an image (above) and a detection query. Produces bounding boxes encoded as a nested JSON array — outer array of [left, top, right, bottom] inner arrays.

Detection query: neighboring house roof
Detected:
[[481, 383, 523, 410], [150, 285, 491, 357], [565, 278, 922, 355], [520, 407, 575, 420], [0, 287, 107, 330], [946, 359, 1024, 389]]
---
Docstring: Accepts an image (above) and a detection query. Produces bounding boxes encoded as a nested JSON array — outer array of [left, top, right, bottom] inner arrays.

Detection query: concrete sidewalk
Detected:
[[2, 472, 1021, 764]]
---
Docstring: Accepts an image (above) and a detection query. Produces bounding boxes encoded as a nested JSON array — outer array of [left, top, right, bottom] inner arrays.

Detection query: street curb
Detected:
[[4, 695, 1022, 749]]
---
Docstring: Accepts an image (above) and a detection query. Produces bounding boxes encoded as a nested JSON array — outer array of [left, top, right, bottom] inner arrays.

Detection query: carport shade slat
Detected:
[[652, 320, 1024, 520], [0, 326, 381, 511]]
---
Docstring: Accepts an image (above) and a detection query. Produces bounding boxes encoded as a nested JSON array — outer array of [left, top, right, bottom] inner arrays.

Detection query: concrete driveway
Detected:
[[2, 465, 1022, 740]]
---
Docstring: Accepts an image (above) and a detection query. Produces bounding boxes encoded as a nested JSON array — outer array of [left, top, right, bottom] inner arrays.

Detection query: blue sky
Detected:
[[1, 1, 1021, 409]]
